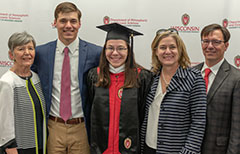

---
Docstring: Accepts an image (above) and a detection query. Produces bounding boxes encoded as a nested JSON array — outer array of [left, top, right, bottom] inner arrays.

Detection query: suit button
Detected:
[[160, 123, 164, 129]]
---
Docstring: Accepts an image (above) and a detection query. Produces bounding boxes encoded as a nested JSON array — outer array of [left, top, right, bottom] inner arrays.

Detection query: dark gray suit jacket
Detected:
[[195, 60, 240, 154]]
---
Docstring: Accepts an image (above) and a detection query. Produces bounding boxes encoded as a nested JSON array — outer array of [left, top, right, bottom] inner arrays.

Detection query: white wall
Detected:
[[0, 0, 240, 76]]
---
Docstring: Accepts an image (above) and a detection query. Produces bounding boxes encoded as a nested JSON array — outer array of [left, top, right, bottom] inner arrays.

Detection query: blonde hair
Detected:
[[151, 32, 190, 74]]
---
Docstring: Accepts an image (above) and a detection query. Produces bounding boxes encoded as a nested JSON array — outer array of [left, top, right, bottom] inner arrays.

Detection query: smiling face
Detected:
[[201, 29, 229, 67], [105, 40, 128, 68], [9, 41, 35, 69], [54, 11, 81, 45], [155, 36, 179, 69]]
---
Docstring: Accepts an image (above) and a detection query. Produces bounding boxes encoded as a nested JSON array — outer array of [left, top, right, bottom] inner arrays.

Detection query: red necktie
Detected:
[[60, 47, 72, 121], [204, 68, 211, 92]]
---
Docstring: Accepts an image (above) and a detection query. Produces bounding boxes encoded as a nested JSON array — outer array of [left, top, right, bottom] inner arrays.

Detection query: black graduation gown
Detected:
[[87, 67, 152, 154]]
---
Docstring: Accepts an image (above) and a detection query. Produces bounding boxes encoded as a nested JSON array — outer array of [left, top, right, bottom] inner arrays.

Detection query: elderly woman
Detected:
[[140, 29, 207, 154], [87, 23, 152, 154], [0, 32, 47, 154]]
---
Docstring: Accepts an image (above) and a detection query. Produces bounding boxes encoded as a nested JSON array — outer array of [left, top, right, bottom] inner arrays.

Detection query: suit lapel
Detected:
[[207, 60, 230, 104], [166, 67, 189, 93], [78, 38, 87, 93], [194, 63, 204, 71], [48, 41, 57, 97]]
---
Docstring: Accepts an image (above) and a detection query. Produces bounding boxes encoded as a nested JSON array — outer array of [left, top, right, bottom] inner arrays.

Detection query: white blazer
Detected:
[[0, 80, 15, 147]]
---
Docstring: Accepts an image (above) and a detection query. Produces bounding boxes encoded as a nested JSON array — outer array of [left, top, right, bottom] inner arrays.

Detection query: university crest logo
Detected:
[[124, 137, 132, 149], [182, 13, 190, 26], [234, 55, 240, 68], [103, 16, 110, 24], [222, 18, 228, 28], [118, 88, 123, 99]]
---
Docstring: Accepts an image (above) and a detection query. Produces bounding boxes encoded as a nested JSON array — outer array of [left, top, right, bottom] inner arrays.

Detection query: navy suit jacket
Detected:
[[31, 38, 102, 136]]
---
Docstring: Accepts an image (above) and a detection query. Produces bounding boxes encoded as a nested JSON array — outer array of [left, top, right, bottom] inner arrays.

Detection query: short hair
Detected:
[[201, 23, 231, 43], [8, 31, 36, 52], [54, 2, 82, 21], [151, 32, 191, 74]]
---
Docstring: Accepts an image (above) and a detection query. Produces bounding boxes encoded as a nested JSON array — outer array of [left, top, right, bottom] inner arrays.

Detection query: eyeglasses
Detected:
[[105, 46, 128, 53], [156, 28, 179, 35], [201, 39, 225, 46]]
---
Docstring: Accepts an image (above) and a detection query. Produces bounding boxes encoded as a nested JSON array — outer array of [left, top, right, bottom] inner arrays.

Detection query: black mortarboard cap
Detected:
[[97, 23, 143, 43], [97, 23, 143, 67]]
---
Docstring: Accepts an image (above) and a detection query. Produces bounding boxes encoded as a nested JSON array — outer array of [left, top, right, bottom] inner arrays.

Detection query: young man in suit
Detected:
[[31, 2, 102, 154], [195, 23, 240, 154]]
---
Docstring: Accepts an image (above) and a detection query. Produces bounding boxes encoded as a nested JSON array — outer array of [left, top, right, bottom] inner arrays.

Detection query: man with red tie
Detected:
[[31, 2, 102, 154], [195, 23, 240, 154]]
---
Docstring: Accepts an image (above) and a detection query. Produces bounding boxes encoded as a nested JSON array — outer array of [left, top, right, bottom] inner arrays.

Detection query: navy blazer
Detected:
[[31, 38, 102, 135]]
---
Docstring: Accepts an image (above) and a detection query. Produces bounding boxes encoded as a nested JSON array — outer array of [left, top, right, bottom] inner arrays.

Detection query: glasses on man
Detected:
[[156, 28, 179, 35], [105, 46, 128, 53], [201, 39, 225, 46]]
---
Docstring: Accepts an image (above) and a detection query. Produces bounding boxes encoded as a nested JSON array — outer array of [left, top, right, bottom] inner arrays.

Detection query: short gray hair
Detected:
[[8, 31, 36, 52]]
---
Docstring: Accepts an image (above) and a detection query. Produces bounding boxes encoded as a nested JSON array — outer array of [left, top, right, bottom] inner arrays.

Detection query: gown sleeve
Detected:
[[138, 69, 153, 125]]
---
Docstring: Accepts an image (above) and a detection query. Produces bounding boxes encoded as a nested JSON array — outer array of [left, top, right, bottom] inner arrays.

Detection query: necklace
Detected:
[[161, 71, 170, 89]]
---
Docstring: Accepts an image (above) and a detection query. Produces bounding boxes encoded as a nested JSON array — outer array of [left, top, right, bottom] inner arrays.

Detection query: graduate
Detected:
[[87, 23, 152, 154]]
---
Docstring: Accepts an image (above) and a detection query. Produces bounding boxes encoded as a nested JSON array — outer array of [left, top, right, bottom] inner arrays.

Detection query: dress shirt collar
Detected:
[[201, 58, 225, 76], [56, 38, 79, 54]]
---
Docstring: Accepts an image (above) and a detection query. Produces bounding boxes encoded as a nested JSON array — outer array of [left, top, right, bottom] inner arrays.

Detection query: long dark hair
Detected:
[[96, 41, 143, 88]]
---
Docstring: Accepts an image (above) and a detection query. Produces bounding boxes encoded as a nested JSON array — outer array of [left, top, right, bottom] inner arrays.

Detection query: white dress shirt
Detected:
[[50, 38, 83, 118], [201, 58, 225, 93]]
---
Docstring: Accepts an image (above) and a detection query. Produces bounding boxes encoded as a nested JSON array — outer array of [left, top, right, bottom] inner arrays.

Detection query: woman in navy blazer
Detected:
[[140, 29, 207, 154]]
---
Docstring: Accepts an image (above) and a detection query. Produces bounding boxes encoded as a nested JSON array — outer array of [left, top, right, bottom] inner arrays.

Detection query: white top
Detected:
[[0, 70, 47, 151], [146, 77, 166, 149], [50, 38, 83, 118], [201, 58, 225, 93], [0, 80, 15, 146]]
